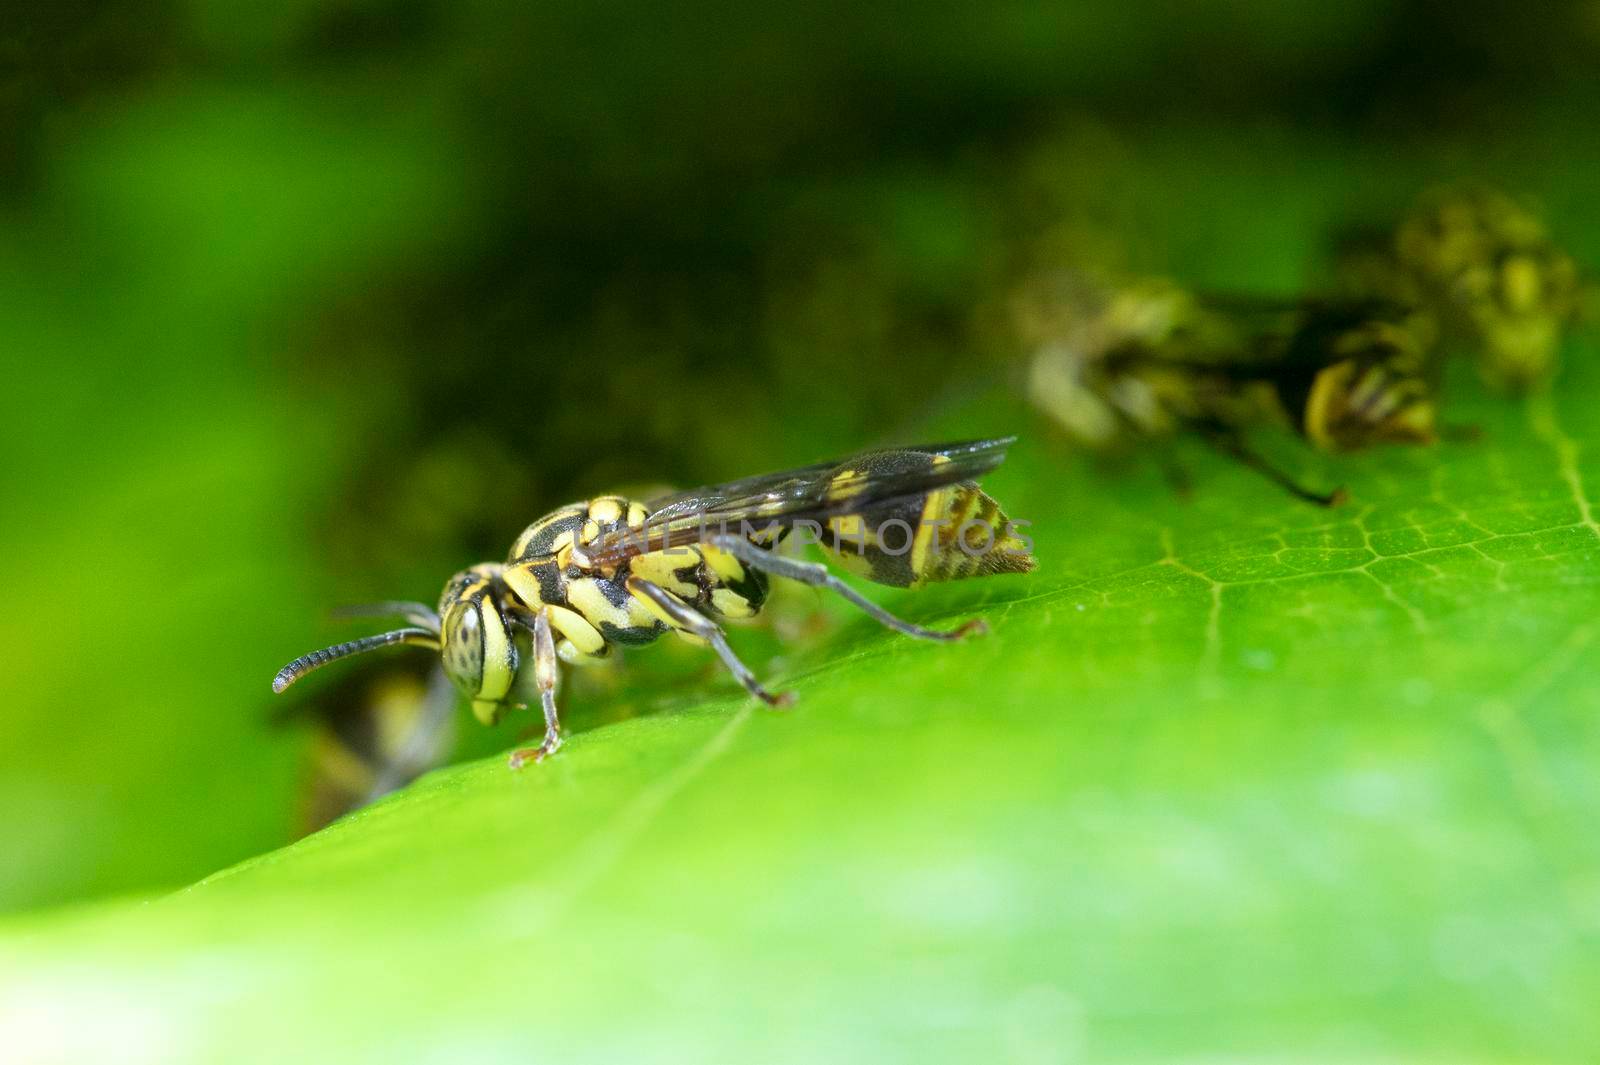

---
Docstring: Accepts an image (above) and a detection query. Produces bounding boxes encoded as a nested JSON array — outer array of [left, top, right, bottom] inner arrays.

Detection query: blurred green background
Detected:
[[2, 0, 1598, 920]]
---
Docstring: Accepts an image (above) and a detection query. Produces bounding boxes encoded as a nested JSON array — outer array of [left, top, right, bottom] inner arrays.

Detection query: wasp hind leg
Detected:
[[508, 607, 565, 769], [624, 576, 794, 708], [705, 534, 987, 642], [1200, 426, 1347, 508]]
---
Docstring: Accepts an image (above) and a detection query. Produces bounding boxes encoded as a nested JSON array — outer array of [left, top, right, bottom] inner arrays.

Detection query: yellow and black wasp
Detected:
[[274, 439, 1035, 767], [1019, 271, 1440, 505]]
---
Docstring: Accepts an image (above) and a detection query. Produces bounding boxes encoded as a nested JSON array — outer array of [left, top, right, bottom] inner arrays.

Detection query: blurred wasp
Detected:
[[1336, 184, 1582, 391], [273, 440, 1035, 767], [275, 653, 457, 834], [1018, 271, 1440, 505]]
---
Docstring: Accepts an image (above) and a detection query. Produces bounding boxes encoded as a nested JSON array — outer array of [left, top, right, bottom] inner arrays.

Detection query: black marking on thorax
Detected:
[[525, 559, 569, 608], [513, 507, 587, 561], [598, 620, 667, 647], [590, 573, 633, 609]]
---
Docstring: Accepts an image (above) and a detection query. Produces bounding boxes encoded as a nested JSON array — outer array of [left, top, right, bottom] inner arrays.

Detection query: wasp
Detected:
[[275, 656, 457, 833], [1019, 271, 1440, 506], [273, 440, 1036, 768], [1336, 184, 1582, 391]]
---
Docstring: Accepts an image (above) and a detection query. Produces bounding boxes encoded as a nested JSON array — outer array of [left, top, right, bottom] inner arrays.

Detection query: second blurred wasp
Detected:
[[1337, 184, 1582, 391], [1017, 271, 1440, 505], [274, 654, 458, 835]]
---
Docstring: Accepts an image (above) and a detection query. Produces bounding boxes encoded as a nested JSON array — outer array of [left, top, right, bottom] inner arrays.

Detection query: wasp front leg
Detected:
[[508, 607, 564, 769], [624, 576, 794, 708]]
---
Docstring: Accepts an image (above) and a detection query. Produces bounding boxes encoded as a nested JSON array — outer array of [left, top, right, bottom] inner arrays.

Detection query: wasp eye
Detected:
[[441, 601, 485, 696]]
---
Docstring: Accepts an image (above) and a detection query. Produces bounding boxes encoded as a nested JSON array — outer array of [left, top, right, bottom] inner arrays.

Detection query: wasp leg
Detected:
[[624, 576, 794, 708], [508, 607, 564, 769], [1200, 427, 1347, 508], [1157, 452, 1194, 500], [705, 534, 987, 642]]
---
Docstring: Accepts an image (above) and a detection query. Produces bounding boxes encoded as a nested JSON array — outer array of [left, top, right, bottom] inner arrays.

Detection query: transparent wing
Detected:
[[585, 436, 1018, 567]]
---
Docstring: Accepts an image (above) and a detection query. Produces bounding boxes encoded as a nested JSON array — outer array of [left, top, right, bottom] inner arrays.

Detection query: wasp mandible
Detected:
[[274, 439, 1036, 767]]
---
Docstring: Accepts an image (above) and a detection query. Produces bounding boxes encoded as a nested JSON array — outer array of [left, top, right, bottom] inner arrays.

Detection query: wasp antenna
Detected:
[[272, 628, 441, 693], [330, 601, 442, 632]]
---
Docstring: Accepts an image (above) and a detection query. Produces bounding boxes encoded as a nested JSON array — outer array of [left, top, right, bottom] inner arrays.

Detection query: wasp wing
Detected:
[[584, 437, 1018, 567]]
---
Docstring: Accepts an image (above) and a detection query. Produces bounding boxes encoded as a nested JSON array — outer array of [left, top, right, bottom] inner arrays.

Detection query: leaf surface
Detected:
[[5, 365, 1600, 1064]]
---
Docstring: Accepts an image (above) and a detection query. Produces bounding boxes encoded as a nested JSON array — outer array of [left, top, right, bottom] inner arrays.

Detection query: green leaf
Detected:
[[4, 357, 1600, 1063]]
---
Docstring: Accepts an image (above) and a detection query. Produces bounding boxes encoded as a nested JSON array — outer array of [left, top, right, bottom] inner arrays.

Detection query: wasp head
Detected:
[[272, 563, 523, 728], [436, 564, 522, 725]]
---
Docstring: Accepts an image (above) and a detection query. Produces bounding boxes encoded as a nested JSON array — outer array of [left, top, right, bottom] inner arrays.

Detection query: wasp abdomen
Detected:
[[817, 451, 1035, 588]]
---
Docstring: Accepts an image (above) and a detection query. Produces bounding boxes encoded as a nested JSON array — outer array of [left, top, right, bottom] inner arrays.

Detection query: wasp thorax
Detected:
[[437, 564, 520, 724]]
